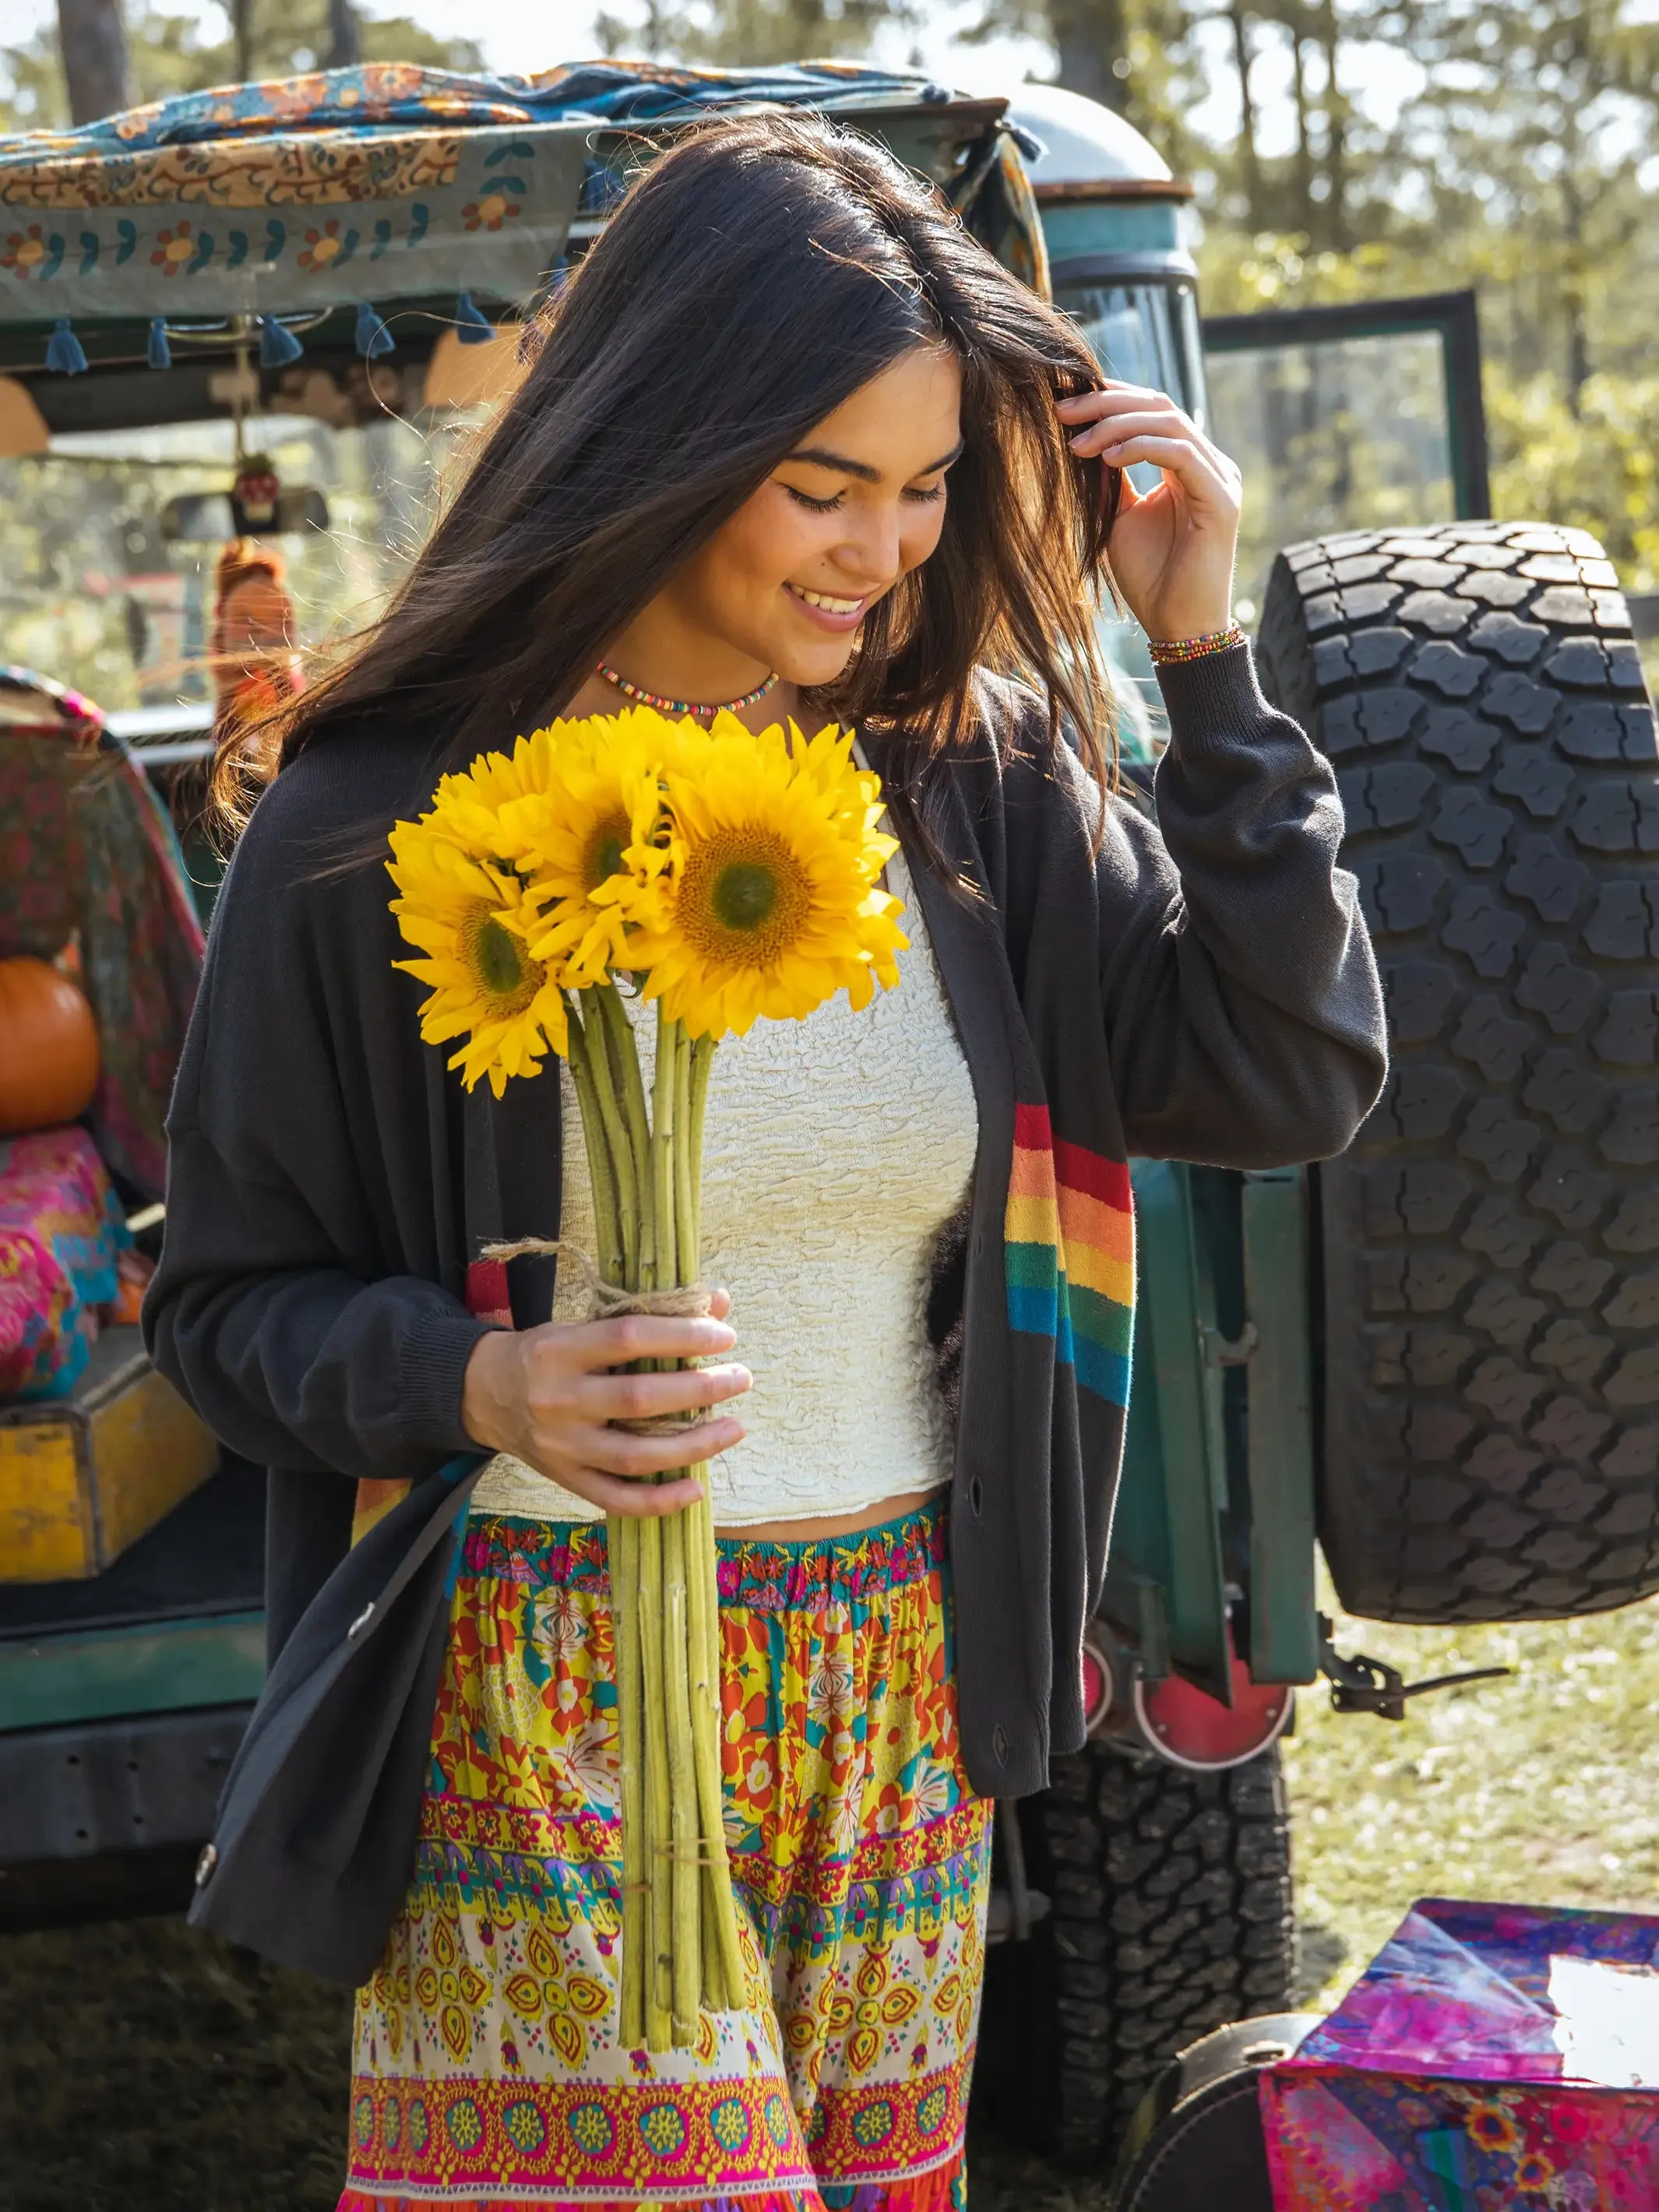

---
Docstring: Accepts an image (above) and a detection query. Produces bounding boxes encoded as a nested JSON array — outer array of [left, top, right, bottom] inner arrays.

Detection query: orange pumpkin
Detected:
[[0, 956, 101, 1134]]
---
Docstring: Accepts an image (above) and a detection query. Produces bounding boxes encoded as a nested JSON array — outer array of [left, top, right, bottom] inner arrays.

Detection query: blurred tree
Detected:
[[57, 0, 132, 120], [229, 0, 250, 79], [326, 0, 363, 70], [1386, 0, 1659, 406], [594, 0, 909, 66], [1224, 2, 1259, 221], [2, 2, 485, 129], [963, 0, 1210, 177]]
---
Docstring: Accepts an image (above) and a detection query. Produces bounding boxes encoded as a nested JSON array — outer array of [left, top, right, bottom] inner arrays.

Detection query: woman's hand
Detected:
[[460, 1291, 750, 1516], [1057, 382, 1243, 643]]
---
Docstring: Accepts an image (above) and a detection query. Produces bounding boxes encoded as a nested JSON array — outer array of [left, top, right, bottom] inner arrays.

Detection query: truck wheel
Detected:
[[974, 1741, 1294, 2164], [1256, 521, 1659, 1622]]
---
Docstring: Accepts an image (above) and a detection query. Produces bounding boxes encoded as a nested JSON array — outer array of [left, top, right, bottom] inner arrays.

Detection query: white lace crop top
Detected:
[[470, 847, 980, 1527]]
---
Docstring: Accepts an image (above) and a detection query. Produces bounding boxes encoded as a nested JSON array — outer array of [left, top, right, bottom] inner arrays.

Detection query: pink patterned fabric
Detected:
[[0, 1125, 124, 1398], [0, 670, 203, 1201], [1262, 1898, 1659, 2209]]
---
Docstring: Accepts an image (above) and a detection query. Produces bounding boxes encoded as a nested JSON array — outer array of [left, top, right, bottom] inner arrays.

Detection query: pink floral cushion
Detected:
[[0, 1125, 125, 1400]]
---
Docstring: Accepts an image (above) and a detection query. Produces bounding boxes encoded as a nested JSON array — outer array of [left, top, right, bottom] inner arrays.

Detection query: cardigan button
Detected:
[[992, 1725, 1009, 1764], [194, 1841, 217, 1888], [969, 1477, 984, 1516]]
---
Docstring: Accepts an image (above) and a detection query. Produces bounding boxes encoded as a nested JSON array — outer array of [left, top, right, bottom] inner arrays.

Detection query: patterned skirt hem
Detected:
[[340, 2143, 962, 2208]]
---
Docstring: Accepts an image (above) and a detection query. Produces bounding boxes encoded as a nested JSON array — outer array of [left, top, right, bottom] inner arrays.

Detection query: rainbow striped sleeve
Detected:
[[1005, 1102, 1135, 1408]]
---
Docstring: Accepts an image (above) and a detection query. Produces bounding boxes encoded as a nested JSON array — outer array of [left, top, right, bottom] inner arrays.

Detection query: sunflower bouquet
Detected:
[[386, 706, 907, 2053]]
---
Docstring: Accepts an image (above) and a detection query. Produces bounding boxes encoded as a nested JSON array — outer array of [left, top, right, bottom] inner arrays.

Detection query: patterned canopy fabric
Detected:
[[0, 62, 984, 326], [0, 60, 942, 161]]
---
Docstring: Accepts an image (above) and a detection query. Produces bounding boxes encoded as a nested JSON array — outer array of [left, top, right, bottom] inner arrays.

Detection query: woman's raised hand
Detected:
[[460, 1291, 749, 1516], [1056, 381, 1243, 644]]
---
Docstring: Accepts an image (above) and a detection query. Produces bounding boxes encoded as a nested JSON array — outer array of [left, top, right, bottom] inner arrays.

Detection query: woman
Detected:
[[146, 112, 1385, 2212]]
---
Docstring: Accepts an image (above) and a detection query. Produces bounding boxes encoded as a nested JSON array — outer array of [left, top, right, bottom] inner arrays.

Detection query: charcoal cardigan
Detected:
[[146, 643, 1385, 1928]]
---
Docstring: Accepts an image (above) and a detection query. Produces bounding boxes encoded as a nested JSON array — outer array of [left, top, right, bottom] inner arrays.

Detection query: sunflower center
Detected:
[[713, 862, 777, 932], [678, 827, 811, 967], [464, 906, 544, 1012], [583, 808, 632, 891]]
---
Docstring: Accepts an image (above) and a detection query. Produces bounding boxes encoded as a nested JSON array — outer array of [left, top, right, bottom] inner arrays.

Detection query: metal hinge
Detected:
[[1202, 1321, 1259, 1368], [1318, 1615, 1509, 1721]]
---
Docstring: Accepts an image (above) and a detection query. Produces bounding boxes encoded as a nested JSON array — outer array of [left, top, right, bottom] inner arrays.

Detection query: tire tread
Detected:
[[1258, 522, 1659, 1622]]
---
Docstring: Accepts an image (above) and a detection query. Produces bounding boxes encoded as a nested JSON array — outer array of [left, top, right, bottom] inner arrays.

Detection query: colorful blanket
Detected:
[[0, 1125, 126, 1400], [0, 61, 938, 166], [1261, 1897, 1659, 2209], [0, 62, 1024, 326]]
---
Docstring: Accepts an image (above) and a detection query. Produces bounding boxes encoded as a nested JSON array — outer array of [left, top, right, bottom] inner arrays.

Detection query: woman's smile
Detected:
[[784, 579, 876, 631]]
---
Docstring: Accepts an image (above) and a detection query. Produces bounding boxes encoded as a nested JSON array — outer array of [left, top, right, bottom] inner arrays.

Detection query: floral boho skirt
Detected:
[[339, 1499, 992, 2211]]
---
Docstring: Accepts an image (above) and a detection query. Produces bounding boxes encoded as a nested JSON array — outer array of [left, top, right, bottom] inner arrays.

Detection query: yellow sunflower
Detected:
[[417, 725, 564, 855], [623, 713, 908, 1041], [387, 823, 566, 1095], [494, 706, 684, 986]]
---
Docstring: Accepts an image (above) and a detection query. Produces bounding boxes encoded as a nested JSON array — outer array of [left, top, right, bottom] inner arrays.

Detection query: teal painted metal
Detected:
[[0, 1612, 265, 1732], [1242, 1169, 1320, 1684], [1111, 1161, 1233, 1702], [1040, 197, 1189, 261]]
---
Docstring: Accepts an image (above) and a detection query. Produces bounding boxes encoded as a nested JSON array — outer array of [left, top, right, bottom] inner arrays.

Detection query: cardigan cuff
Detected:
[[397, 1301, 495, 1458], [1151, 639, 1272, 756]]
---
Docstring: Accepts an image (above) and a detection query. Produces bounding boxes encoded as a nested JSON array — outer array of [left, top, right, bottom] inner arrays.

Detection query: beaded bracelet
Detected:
[[1147, 623, 1247, 666]]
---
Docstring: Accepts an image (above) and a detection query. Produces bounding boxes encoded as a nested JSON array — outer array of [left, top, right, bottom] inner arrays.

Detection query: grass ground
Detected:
[[4, 1574, 1657, 2209], [1286, 1569, 1659, 2011]]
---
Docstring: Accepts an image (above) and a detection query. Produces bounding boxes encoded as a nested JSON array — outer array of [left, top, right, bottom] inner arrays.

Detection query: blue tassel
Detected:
[[354, 300, 394, 358], [146, 317, 171, 369], [455, 291, 495, 345], [259, 315, 305, 368], [46, 318, 87, 375]]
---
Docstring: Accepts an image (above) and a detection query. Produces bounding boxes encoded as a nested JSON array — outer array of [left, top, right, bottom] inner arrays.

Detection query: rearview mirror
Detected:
[[162, 487, 329, 541]]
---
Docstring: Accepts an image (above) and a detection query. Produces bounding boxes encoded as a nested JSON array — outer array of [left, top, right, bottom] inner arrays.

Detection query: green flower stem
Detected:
[[563, 998, 624, 1286], [599, 981, 654, 1186], [688, 1034, 715, 1259], [612, 1509, 646, 2050], [687, 1474, 745, 2009], [578, 989, 638, 1286], [674, 1023, 696, 1281], [597, 981, 653, 1286], [663, 1506, 699, 2045], [636, 1509, 675, 2052], [651, 1006, 679, 1292]]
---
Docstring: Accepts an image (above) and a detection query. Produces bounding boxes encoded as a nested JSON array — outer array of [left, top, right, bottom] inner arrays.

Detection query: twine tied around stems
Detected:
[[477, 1238, 714, 1435]]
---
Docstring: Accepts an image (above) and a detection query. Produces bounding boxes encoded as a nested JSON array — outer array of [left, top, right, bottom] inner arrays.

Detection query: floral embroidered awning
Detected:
[[0, 59, 957, 322], [0, 125, 585, 320]]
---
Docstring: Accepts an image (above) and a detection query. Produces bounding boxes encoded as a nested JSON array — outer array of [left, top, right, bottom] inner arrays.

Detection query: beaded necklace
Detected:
[[594, 660, 780, 722]]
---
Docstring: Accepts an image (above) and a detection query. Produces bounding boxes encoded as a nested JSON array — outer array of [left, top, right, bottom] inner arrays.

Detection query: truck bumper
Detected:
[[0, 1703, 251, 1932]]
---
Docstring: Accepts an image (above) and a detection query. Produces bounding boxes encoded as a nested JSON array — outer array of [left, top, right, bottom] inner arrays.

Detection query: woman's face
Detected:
[[657, 343, 964, 690]]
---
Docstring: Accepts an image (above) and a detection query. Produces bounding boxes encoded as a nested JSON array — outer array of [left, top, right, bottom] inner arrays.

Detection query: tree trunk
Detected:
[[56, 0, 133, 124], [1228, 6, 1262, 230], [230, 0, 253, 83], [1288, 12, 1315, 241], [1051, 0, 1132, 115], [1561, 165, 1590, 413], [324, 0, 361, 69], [1316, 0, 1348, 248]]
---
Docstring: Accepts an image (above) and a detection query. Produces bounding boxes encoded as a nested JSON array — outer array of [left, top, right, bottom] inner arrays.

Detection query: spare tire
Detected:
[[1257, 521, 1659, 1623]]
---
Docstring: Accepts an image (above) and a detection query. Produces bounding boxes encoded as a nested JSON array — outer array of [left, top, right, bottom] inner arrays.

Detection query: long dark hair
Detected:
[[229, 110, 1120, 854]]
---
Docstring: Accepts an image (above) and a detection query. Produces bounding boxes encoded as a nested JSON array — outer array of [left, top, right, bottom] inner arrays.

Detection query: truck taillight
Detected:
[[1080, 1639, 1112, 1732]]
